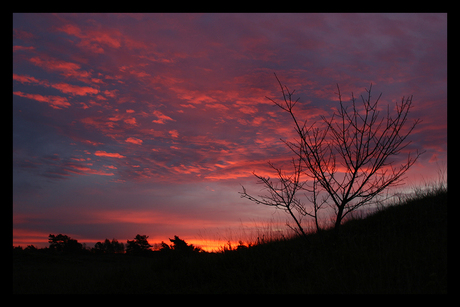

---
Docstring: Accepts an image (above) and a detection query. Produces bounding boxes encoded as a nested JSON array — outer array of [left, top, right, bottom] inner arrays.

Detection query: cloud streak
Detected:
[[13, 91, 71, 109], [94, 151, 126, 159], [152, 110, 176, 124]]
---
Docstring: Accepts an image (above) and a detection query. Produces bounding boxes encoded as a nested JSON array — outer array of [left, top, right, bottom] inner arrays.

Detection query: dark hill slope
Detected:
[[146, 191, 447, 294]]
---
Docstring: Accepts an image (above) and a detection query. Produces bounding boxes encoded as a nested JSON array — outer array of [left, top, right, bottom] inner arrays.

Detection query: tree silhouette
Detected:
[[241, 74, 423, 237], [48, 234, 83, 253], [126, 234, 152, 255], [93, 238, 125, 254], [159, 235, 202, 253]]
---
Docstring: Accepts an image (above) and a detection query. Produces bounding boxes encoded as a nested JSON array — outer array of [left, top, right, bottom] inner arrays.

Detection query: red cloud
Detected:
[[94, 151, 126, 158], [125, 137, 143, 145], [13, 74, 98, 97], [13, 91, 70, 109], [51, 83, 99, 96], [58, 23, 121, 54], [29, 56, 91, 80], [58, 24, 82, 37], [88, 169, 115, 176], [13, 74, 41, 84], [124, 118, 137, 125], [152, 110, 175, 124], [82, 140, 103, 146], [103, 89, 117, 98], [169, 130, 179, 138], [13, 46, 35, 52]]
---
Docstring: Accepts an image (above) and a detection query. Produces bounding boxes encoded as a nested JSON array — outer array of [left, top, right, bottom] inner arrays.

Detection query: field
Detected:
[[13, 190, 447, 294]]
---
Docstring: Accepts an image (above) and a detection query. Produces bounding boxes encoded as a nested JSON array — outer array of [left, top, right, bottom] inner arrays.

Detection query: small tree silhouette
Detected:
[[241, 74, 423, 237], [93, 238, 125, 254], [126, 234, 152, 255], [159, 235, 202, 253], [48, 234, 83, 253]]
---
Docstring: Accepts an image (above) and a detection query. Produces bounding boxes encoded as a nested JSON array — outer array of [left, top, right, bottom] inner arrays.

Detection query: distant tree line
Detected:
[[13, 233, 203, 256]]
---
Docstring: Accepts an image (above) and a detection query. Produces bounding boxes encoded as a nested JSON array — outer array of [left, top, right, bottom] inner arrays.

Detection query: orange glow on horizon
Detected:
[[186, 239, 248, 252]]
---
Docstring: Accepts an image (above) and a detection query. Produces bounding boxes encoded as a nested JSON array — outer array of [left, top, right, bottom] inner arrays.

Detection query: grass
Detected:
[[13, 188, 447, 294]]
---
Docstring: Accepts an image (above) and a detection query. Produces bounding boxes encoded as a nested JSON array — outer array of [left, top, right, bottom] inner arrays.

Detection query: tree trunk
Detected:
[[334, 205, 345, 236], [314, 214, 321, 233]]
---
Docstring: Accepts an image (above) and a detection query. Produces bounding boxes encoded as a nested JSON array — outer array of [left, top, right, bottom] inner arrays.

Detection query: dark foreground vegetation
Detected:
[[13, 190, 447, 294]]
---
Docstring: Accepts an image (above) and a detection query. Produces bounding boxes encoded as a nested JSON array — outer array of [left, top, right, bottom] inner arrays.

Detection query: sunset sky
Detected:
[[13, 13, 447, 251]]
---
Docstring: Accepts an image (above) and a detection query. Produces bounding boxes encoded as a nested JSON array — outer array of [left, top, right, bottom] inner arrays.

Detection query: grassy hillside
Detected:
[[13, 190, 447, 294]]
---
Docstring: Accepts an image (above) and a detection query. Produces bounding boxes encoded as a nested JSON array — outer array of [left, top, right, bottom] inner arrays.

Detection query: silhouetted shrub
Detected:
[[48, 234, 83, 253], [93, 238, 125, 254], [159, 235, 203, 254], [126, 234, 152, 255], [24, 245, 38, 252]]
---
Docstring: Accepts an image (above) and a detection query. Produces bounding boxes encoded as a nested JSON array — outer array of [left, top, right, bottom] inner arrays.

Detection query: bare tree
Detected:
[[241, 74, 423, 237], [240, 145, 325, 241]]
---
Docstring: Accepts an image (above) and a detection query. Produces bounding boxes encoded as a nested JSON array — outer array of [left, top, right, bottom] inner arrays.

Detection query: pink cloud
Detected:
[[103, 89, 117, 98], [125, 137, 143, 145], [130, 70, 150, 78], [89, 169, 115, 176], [238, 105, 258, 115], [13, 74, 98, 98], [85, 31, 121, 49], [108, 114, 122, 122], [29, 56, 91, 80], [172, 88, 217, 105], [179, 104, 196, 109], [13, 45, 35, 52], [91, 78, 104, 84], [169, 130, 179, 138], [13, 28, 35, 40], [13, 74, 42, 84], [82, 140, 103, 146], [43, 159, 116, 177], [58, 24, 82, 37], [81, 116, 118, 133], [152, 110, 175, 124], [94, 151, 126, 158], [124, 117, 137, 125], [205, 103, 229, 112], [13, 91, 70, 109], [51, 83, 99, 96], [57, 23, 122, 54]]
